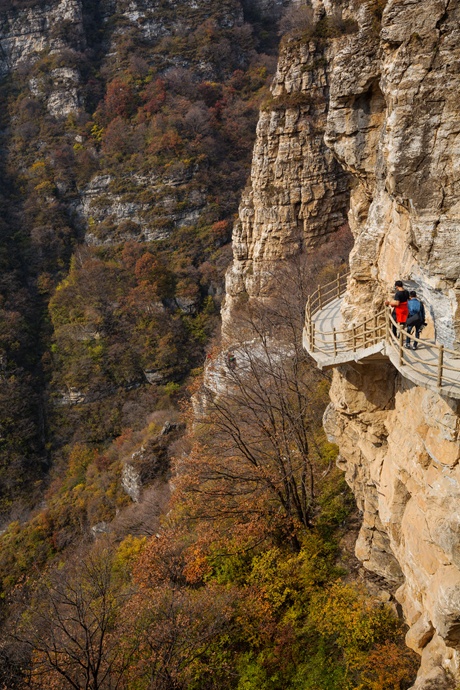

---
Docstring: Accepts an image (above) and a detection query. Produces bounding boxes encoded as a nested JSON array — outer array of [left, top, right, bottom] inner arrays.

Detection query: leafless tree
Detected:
[[188, 256, 336, 534], [14, 543, 135, 690]]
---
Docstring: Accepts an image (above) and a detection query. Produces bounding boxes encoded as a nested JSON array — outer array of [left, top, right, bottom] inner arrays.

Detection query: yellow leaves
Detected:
[[90, 123, 104, 142], [114, 535, 147, 575], [67, 443, 97, 484], [310, 581, 400, 656], [248, 548, 297, 611], [33, 180, 55, 196], [29, 160, 46, 175]]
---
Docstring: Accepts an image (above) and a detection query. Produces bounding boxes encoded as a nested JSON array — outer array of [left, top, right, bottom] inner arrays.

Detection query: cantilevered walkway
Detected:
[[303, 273, 460, 400]]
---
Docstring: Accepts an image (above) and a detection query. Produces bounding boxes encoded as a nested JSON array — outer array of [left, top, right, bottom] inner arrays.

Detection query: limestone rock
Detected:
[[222, 34, 350, 334], [122, 461, 142, 503], [0, 0, 84, 76], [222, 2, 460, 684], [406, 615, 435, 656], [311, 0, 460, 684]]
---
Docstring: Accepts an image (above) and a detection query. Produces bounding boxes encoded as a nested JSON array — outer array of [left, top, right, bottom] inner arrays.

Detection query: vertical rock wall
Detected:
[[326, 0, 460, 346], [322, 1, 460, 687], [222, 30, 350, 332], [224, 0, 460, 686]]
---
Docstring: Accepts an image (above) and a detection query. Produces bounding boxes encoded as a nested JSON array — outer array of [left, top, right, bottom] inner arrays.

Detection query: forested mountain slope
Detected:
[[0, 0, 283, 516], [0, 1, 422, 688]]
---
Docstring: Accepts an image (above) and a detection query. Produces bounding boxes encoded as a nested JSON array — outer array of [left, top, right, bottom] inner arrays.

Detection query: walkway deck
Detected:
[[304, 294, 460, 401], [306, 297, 386, 368]]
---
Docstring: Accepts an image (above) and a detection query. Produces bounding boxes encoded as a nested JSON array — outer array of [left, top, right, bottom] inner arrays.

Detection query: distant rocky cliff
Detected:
[[0, 0, 284, 244], [222, 27, 350, 331], [223, 1, 460, 687]]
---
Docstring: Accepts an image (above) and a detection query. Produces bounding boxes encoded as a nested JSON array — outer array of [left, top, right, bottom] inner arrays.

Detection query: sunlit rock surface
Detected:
[[223, 0, 460, 686]]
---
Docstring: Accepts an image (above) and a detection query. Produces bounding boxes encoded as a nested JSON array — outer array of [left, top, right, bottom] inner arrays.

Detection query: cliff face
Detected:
[[0, 0, 85, 116], [223, 1, 460, 686], [324, 2, 460, 687], [222, 30, 350, 332], [327, 0, 460, 348], [0, 0, 84, 77]]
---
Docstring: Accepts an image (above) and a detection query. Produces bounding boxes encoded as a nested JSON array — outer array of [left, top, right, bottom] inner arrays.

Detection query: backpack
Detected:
[[406, 298, 424, 326]]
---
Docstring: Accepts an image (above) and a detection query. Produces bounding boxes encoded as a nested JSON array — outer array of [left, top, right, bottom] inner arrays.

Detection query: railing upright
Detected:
[[336, 272, 340, 298], [318, 284, 322, 310], [437, 345, 444, 389], [398, 327, 404, 366], [333, 328, 337, 357]]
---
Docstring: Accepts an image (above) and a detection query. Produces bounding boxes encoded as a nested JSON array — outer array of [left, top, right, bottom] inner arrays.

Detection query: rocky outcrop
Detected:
[[0, 0, 84, 77], [0, 0, 85, 118], [223, 0, 460, 686], [326, 362, 460, 689], [321, 0, 460, 687], [222, 31, 350, 333], [327, 0, 460, 347], [121, 421, 183, 502], [75, 171, 206, 245]]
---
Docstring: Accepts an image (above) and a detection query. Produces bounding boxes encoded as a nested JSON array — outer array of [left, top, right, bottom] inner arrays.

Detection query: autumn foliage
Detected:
[[0, 2, 418, 688]]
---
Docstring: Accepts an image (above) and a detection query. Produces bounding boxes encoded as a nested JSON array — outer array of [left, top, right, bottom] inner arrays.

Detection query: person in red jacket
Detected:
[[385, 280, 409, 336]]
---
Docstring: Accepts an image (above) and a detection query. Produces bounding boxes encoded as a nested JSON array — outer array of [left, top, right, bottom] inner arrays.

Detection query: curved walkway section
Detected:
[[304, 275, 460, 400]]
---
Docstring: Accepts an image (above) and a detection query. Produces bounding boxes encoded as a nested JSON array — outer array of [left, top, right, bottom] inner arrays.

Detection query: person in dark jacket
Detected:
[[405, 290, 425, 349], [385, 280, 409, 337]]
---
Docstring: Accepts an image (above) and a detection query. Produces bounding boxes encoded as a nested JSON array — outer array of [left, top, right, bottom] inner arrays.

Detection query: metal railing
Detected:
[[305, 273, 460, 396]]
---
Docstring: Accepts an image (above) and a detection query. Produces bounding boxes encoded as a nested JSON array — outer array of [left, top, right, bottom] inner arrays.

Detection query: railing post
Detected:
[[437, 344, 444, 389], [311, 321, 315, 352], [337, 272, 340, 298], [333, 328, 337, 357], [373, 314, 377, 344], [307, 298, 313, 351], [363, 319, 367, 347], [385, 308, 390, 344], [318, 284, 322, 310], [398, 326, 404, 366]]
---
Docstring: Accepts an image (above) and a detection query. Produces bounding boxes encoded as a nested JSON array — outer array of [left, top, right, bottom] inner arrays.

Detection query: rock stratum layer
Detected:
[[222, 28, 350, 331], [223, 1, 460, 687]]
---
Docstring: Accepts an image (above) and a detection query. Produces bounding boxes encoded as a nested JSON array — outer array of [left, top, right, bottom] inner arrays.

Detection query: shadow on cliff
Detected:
[[0, 74, 49, 520], [338, 360, 397, 413]]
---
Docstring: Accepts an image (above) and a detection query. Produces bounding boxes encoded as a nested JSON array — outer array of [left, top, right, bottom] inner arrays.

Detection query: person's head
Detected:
[[394, 280, 404, 289], [409, 291, 417, 298]]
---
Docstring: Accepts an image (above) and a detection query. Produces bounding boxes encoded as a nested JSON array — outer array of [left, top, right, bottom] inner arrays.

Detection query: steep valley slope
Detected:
[[1, 0, 460, 686]]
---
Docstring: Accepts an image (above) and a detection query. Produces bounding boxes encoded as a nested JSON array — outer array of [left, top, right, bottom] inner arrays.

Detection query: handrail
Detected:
[[306, 271, 349, 317], [305, 276, 460, 397], [386, 310, 460, 389]]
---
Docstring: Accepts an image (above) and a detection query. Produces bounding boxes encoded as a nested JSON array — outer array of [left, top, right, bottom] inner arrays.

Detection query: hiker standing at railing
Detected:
[[385, 280, 409, 336], [405, 290, 426, 350]]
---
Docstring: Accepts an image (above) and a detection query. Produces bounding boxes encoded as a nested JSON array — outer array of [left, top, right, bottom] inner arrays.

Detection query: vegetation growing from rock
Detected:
[[2, 256, 417, 689], [0, 1, 420, 687], [0, 0, 278, 516]]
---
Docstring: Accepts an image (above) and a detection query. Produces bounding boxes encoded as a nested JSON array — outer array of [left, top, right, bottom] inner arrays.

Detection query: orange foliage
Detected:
[[355, 641, 419, 690], [104, 77, 136, 119]]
